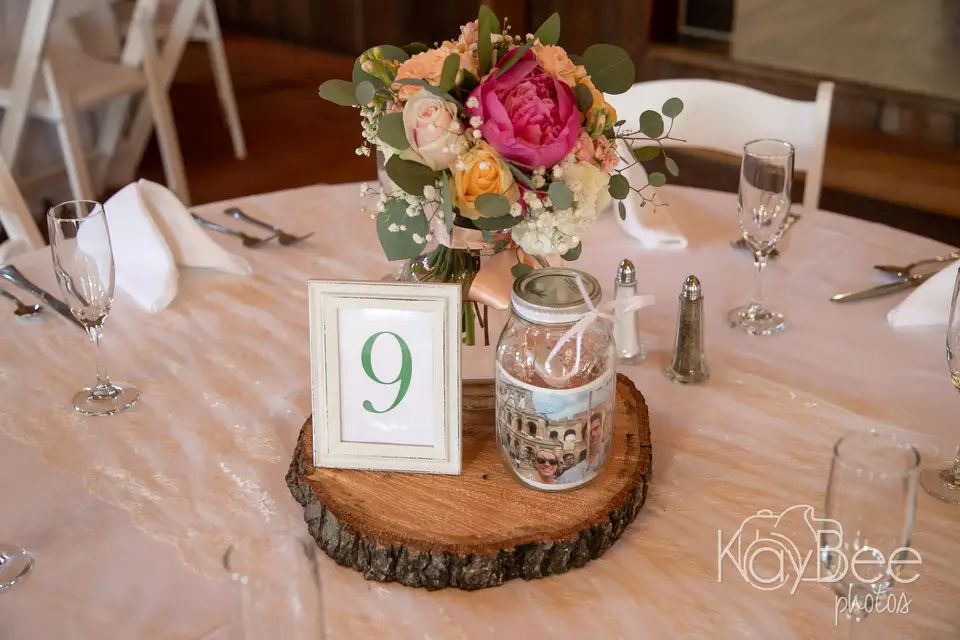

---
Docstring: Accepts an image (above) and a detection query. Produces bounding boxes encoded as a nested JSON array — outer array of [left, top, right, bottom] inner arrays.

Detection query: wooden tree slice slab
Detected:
[[286, 373, 652, 591]]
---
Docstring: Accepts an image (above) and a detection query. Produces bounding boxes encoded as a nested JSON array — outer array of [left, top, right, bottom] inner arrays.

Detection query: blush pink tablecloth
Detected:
[[0, 183, 958, 639]]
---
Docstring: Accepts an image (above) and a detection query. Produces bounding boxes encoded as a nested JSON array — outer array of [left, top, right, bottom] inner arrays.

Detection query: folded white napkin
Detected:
[[887, 262, 959, 329], [614, 141, 688, 250], [89, 179, 251, 313], [0, 238, 30, 263]]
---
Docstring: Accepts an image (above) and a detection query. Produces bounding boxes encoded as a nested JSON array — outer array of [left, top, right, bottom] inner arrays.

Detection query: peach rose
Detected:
[[573, 131, 621, 173], [452, 142, 520, 219], [532, 44, 586, 87], [393, 47, 479, 101], [400, 91, 465, 171], [578, 76, 618, 135]]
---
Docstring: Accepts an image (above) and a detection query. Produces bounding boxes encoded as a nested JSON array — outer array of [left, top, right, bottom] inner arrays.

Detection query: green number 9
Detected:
[[360, 331, 412, 414]]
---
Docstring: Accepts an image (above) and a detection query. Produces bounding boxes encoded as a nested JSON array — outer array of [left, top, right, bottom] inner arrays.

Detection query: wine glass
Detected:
[[727, 139, 795, 336], [920, 265, 960, 505], [0, 543, 34, 591], [820, 432, 921, 635], [223, 535, 325, 639], [48, 201, 139, 416]]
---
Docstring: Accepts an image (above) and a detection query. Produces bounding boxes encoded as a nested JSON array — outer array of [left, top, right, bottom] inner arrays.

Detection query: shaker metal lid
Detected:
[[511, 267, 602, 324]]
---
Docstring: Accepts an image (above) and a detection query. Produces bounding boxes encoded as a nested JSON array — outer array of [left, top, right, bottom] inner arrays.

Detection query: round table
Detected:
[[0, 183, 957, 639]]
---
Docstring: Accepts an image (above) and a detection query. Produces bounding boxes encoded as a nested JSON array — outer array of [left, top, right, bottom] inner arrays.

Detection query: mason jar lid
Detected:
[[511, 267, 602, 324]]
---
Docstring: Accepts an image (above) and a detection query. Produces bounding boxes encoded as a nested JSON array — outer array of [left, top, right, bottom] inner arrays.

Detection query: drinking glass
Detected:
[[48, 201, 139, 416], [223, 535, 325, 639], [820, 432, 921, 635], [0, 543, 33, 591], [920, 265, 960, 505], [727, 139, 795, 336]]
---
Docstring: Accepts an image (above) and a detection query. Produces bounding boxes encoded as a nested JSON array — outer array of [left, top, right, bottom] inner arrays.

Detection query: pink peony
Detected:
[[467, 49, 580, 169]]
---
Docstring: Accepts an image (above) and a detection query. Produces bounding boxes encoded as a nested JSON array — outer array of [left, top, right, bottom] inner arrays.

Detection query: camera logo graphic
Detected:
[[717, 504, 842, 595]]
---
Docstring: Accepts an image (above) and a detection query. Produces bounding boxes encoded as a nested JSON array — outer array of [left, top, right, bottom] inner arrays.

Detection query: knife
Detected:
[[0, 264, 85, 329], [830, 272, 935, 303]]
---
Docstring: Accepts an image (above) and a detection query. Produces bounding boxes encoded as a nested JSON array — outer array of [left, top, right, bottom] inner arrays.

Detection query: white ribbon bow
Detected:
[[534, 274, 655, 388]]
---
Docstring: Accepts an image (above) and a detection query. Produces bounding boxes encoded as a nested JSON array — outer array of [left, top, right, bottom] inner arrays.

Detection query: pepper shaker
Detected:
[[614, 259, 645, 364], [665, 275, 709, 384]]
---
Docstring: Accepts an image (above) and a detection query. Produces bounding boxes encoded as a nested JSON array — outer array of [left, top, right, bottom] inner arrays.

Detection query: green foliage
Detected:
[[639, 110, 664, 138], [379, 45, 410, 63], [497, 41, 533, 76], [512, 263, 535, 278], [569, 53, 585, 65], [507, 163, 536, 189], [354, 81, 376, 106], [561, 243, 582, 261], [376, 199, 430, 261], [473, 214, 523, 231], [460, 69, 480, 93], [618, 201, 627, 220], [377, 113, 409, 150], [547, 182, 574, 210], [385, 156, 440, 196], [403, 42, 430, 56], [608, 174, 630, 200], [665, 157, 679, 177], [633, 145, 661, 162], [574, 83, 593, 112], [493, 239, 511, 253], [319, 79, 357, 106], [535, 13, 561, 46], [662, 97, 684, 118], [352, 59, 382, 89], [478, 5, 499, 76], [439, 54, 461, 92], [648, 172, 667, 187], [440, 173, 454, 235], [474, 193, 512, 218], [582, 44, 635, 94]]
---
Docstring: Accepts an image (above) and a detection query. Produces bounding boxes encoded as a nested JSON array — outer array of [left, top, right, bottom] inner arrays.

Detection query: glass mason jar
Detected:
[[495, 268, 617, 491]]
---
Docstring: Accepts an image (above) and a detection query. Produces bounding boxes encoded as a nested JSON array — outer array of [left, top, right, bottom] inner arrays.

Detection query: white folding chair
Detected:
[[107, 0, 245, 189], [0, 0, 190, 204], [0, 150, 43, 254], [608, 79, 834, 211]]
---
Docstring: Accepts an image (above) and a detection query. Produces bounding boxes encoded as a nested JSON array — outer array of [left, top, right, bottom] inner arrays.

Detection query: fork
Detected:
[[873, 252, 960, 279], [224, 207, 315, 246], [730, 212, 802, 258], [191, 213, 277, 248]]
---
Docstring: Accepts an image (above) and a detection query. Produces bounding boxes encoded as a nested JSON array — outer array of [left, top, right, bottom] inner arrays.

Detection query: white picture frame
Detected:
[[308, 279, 462, 475]]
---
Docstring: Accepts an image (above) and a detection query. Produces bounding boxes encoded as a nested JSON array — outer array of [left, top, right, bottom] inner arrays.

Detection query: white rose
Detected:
[[401, 91, 464, 171]]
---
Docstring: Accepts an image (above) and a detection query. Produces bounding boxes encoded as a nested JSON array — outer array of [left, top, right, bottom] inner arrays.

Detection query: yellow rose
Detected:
[[532, 44, 586, 87], [452, 143, 520, 219], [578, 77, 618, 135]]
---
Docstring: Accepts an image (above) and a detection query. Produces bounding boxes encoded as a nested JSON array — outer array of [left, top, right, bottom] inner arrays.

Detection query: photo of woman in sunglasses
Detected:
[[530, 448, 561, 485]]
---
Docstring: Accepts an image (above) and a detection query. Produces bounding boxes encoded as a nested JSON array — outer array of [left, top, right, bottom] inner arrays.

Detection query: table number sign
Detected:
[[308, 280, 462, 474]]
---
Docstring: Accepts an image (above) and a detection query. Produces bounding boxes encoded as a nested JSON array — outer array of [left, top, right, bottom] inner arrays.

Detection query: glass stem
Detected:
[[947, 446, 960, 480], [88, 324, 111, 392], [752, 251, 767, 307]]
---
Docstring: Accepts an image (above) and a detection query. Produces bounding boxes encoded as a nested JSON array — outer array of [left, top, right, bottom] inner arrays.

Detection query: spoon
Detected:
[[873, 252, 960, 279], [191, 213, 277, 248], [224, 207, 315, 246], [0, 288, 42, 317]]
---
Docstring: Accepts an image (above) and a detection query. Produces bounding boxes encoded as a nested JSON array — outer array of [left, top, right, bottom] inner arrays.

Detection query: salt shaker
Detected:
[[613, 259, 644, 364], [665, 275, 709, 384]]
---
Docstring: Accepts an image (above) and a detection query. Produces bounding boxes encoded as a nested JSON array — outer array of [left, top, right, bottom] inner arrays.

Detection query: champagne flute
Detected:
[[920, 265, 960, 504], [0, 543, 34, 591], [820, 432, 921, 635], [48, 201, 139, 416], [224, 535, 325, 639], [727, 139, 795, 336]]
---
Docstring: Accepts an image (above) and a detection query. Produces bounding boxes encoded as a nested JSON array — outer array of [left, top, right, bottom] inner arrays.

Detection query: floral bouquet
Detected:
[[320, 8, 683, 344]]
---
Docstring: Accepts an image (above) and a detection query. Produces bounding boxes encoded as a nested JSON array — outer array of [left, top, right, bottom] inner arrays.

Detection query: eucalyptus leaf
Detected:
[[378, 45, 409, 63], [460, 69, 480, 92], [665, 156, 679, 177], [662, 97, 684, 118], [649, 172, 667, 187], [318, 79, 357, 106], [440, 173, 454, 235], [385, 156, 440, 196], [497, 41, 533, 76], [547, 182, 573, 210], [512, 263, 535, 278], [376, 199, 430, 261], [561, 243, 582, 261], [395, 79, 460, 104], [473, 213, 522, 230], [493, 239, 511, 253], [618, 201, 627, 220], [639, 110, 664, 138], [633, 145, 661, 162], [507, 163, 536, 189], [439, 53, 460, 92], [377, 113, 409, 150], [582, 44, 635, 95], [614, 119, 626, 127], [481, 230, 496, 244], [534, 12, 561, 46], [608, 174, 630, 200], [569, 53, 585, 65], [352, 58, 383, 89], [478, 5, 499, 75], [354, 80, 376, 106], [403, 42, 430, 56], [574, 83, 593, 112], [474, 193, 511, 218]]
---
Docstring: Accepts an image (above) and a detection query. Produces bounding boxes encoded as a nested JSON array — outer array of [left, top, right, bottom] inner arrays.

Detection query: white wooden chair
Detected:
[[0, 0, 190, 205], [106, 0, 245, 189], [608, 79, 834, 211], [0, 149, 43, 257]]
